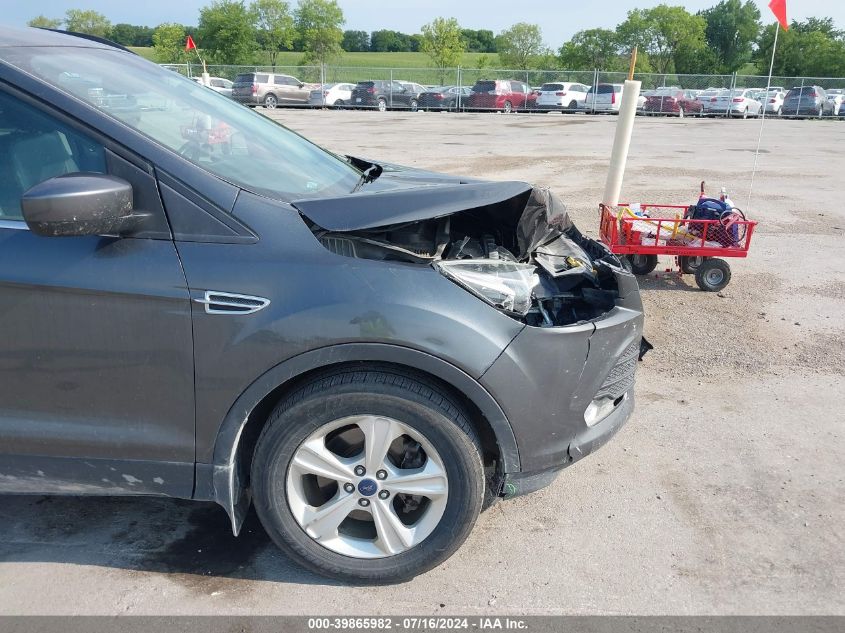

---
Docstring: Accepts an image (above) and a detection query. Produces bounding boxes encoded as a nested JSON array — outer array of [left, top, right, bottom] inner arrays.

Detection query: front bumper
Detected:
[[480, 268, 644, 493]]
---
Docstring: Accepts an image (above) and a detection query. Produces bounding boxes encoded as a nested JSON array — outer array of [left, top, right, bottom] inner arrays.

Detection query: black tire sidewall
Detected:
[[695, 258, 731, 291], [626, 254, 658, 275], [252, 377, 484, 583]]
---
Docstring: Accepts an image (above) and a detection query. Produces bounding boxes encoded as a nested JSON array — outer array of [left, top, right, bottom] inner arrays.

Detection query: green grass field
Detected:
[[129, 47, 497, 68]]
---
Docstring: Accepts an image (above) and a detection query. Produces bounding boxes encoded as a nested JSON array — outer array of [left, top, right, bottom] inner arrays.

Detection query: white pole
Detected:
[[602, 79, 642, 207], [747, 24, 779, 212]]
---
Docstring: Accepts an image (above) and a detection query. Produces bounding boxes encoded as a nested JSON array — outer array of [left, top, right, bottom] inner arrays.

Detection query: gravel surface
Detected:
[[1, 111, 843, 615]]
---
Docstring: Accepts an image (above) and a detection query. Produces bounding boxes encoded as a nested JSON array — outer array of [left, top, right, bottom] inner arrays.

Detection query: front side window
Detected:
[[1, 47, 362, 201], [0, 90, 106, 221]]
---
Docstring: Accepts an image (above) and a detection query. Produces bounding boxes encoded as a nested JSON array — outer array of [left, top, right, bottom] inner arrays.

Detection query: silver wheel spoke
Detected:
[[292, 438, 355, 484], [358, 416, 401, 474], [388, 461, 448, 497], [303, 493, 357, 540], [371, 499, 414, 555]]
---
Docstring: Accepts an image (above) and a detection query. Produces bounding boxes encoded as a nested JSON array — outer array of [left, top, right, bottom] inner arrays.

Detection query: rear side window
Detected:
[[0, 91, 106, 221], [473, 81, 496, 92]]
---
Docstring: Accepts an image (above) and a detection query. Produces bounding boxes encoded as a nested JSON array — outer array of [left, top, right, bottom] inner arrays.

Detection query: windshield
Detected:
[[1, 47, 361, 200]]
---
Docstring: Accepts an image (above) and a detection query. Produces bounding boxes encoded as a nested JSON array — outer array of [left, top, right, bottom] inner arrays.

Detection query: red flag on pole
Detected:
[[185, 35, 197, 51], [768, 0, 788, 30]]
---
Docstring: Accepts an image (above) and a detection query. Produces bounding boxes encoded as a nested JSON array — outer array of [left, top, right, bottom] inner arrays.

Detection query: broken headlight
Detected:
[[434, 259, 539, 316]]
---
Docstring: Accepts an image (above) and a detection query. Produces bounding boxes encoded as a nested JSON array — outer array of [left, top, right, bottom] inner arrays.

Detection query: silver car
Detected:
[[232, 72, 313, 109]]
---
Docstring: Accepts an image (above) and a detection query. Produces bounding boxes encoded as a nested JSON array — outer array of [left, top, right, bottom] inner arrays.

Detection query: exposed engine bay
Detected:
[[295, 185, 628, 327]]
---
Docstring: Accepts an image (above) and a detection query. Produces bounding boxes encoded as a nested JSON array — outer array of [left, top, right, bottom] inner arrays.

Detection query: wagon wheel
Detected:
[[679, 256, 706, 274], [695, 258, 731, 292], [625, 254, 658, 276]]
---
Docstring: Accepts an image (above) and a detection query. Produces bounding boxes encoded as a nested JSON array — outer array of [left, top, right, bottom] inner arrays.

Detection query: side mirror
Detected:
[[298, 82, 304, 88], [21, 173, 145, 237]]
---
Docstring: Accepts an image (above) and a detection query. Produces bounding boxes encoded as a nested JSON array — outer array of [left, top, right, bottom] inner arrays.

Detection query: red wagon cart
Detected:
[[599, 196, 758, 292]]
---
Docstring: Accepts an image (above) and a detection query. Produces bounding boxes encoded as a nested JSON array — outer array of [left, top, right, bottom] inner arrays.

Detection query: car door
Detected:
[[392, 80, 410, 107], [276, 75, 295, 104], [0, 88, 195, 497]]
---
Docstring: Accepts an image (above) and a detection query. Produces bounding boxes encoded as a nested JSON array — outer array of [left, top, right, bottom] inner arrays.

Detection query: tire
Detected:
[[409, 99, 418, 112], [694, 258, 731, 292], [264, 94, 278, 109], [251, 367, 485, 584], [333, 99, 344, 109], [503, 100, 513, 114], [377, 98, 387, 112], [679, 255, 705, 275], [568, 100, 578, 112], [625, 254, 658, 276]]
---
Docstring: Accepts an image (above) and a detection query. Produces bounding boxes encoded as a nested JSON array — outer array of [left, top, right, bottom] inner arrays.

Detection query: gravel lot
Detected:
[[1, 111, 843, 615]]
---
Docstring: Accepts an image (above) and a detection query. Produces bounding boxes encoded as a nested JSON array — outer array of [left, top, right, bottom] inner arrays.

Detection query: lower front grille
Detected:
[[594, 339, 640, 400]]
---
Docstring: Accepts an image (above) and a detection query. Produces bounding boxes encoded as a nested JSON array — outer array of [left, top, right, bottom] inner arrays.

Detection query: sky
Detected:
[[3, 0, 844, 48]]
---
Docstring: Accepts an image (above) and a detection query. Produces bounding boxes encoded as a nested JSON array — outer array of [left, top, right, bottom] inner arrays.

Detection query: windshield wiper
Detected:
[[351, 163, 383, 193]]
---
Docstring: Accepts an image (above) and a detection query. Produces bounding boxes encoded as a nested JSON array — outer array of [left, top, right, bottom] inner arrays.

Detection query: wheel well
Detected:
[[232, 361, 503, 495]]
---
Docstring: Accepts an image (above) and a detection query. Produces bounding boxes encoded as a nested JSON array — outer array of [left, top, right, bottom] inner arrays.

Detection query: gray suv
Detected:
[[0, 27, 646, 584], [232, 71, 311, 108]]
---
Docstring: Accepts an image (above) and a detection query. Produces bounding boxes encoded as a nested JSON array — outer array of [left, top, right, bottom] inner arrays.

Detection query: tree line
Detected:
[[28, 0, 845, 78]]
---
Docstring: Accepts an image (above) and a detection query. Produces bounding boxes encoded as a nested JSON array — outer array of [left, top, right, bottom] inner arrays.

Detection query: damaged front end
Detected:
[[294, 183, 628, 327]]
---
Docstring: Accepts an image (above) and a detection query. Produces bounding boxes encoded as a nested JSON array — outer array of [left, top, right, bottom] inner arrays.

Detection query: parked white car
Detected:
[[191, 76, 233, 98], [826, 89, 844, 116], [762, 88, 786, 115], [534, 81, 591, 112], [308, 82, 355, 107], [705, 89, 762, 118], [586, 83, 646, 112]]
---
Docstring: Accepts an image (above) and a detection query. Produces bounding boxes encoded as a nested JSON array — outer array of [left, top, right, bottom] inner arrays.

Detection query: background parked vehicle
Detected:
[[782, 85, 831, 117], [825, 88, 844, 116], [232, 72, 313, 109], [192, 76, 233, 98], [308, 82, 355, 108], [398, 81, 426, 103], [417, 85, 471, 111], [534, 82, 590, 112], [586, 83, 646, 113], [706, 89, 762, 118], [762, 88, 786, 115], [466, 79, 536, 113], [350, 80, 419, 111], [643, 88, 703, 117]]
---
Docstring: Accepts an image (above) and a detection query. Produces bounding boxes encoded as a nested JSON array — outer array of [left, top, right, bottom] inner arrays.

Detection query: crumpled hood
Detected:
[[292, 179, 534, 232]]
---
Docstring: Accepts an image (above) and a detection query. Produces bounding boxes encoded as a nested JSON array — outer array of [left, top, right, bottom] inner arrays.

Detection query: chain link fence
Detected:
[[162, 63, 845, 118]]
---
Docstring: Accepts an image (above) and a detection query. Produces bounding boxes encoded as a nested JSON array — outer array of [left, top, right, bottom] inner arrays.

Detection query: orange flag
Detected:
[[768, 0, 788, 30], [185, 35, 197, 51]]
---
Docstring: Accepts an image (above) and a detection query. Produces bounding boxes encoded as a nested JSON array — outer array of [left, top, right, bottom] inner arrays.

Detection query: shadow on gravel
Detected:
[[0, 495, 341, 587], [636, 272, 702, 293]]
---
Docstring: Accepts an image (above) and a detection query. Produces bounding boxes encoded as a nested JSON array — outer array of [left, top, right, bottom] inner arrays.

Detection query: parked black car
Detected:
[[350, 79, 419, 111], [0, 26, 646, 584], [418, 85, 472, 111]]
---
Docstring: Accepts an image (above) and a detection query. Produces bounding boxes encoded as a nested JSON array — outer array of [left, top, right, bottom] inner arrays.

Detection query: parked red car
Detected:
[[643, 88, 703, 117], [466, 79, 537, 113]]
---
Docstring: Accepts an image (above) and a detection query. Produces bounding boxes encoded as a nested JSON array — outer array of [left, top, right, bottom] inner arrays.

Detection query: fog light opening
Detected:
[[584, 393, 627, 427]]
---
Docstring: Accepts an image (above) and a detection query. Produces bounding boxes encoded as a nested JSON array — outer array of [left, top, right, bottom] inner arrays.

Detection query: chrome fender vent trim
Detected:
[[194, 291, 270, 315]]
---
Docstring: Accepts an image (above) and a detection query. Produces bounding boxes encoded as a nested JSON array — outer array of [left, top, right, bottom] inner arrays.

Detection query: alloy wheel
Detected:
[[286, 415, 449, 559]]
